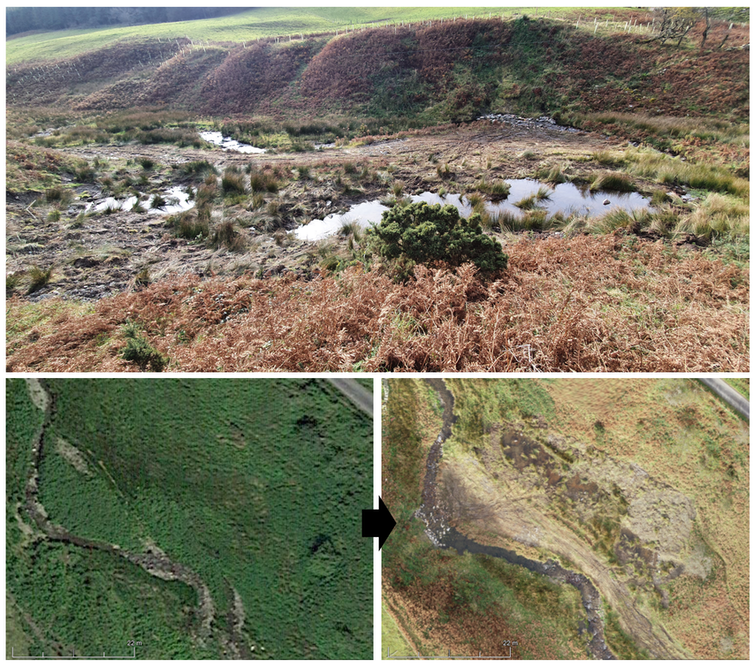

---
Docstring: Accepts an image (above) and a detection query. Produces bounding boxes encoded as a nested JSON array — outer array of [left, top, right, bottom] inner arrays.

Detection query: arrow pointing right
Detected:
[[362, 496, 396, 550]]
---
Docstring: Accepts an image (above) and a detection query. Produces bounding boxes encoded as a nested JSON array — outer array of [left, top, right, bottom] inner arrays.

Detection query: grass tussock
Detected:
[[27, 265, 53, 294], [591, 171, 636, 192], [210, 221, 246, 252], [6, 236, 748, 373], [170, 211, 210, 240], [475, 178, 510, 198], [624, 148, 749, 199], [178, 160, 217, 178], [248, 169, 280, 193], [677, 193, 749, 240], [221, 169, 246, 196]]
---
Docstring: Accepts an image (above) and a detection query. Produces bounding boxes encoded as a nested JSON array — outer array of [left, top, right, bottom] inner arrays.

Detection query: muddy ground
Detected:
[[7, 121, 641, 301]]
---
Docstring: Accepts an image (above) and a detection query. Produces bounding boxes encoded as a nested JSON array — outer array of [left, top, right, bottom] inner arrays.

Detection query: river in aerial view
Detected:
[[417, 379, 615, 660]]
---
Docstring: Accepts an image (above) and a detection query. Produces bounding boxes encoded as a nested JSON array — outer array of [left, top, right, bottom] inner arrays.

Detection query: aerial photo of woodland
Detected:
[[5, 7, 749, 371], [7, 377, 373, 659]]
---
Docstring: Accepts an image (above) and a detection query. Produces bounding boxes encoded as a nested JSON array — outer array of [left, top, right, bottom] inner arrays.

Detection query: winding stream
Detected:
[[417, 379, 615, 660]]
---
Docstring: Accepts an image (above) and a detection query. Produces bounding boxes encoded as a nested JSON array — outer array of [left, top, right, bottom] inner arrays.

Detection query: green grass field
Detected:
[[381, 600, 414, 659], [723, 378, 749, 400], [7, 378, 373, 659], [6, 7, 623, 65]]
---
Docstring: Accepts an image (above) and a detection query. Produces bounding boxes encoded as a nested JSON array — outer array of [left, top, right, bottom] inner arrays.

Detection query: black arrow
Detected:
[[362, 497, 396, 550]]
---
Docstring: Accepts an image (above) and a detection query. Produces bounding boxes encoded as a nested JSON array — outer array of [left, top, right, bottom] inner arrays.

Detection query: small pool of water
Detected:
[[417, 180, 652, 219], [294, 179, 653, 241], [294, 200, 388, 241], [199, 131, 266, 154], [86, 186, 194, 215]]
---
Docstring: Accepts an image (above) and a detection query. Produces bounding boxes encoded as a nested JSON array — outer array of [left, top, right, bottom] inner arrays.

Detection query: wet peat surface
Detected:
[[417, 379, 616, 660]]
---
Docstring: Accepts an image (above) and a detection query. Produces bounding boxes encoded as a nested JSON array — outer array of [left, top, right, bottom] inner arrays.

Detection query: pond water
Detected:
[[86, 186, 194, 215], [418, 180, 652, 219], [293, 200, 389, 241], [199, 131, 266, 154], [293, 179, 653, 241]]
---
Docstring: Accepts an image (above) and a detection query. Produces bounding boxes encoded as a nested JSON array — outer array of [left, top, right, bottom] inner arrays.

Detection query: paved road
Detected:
[[327, 379, 373, 418], [699, 379, 749, 421]]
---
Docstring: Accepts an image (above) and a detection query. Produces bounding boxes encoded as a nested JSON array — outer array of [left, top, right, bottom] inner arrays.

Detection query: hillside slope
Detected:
[[7, 17, 749, 124]]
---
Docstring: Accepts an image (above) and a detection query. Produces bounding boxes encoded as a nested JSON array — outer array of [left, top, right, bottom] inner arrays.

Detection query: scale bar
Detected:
[[386, 646, 514, 659], [12, 648, 136, 659]]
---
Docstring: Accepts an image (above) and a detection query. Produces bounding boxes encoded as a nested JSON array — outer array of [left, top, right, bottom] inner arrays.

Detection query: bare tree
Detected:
[[645, 8, 699, 47]]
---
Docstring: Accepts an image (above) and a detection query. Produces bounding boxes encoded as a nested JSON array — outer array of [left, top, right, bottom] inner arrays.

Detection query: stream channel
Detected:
[[417, 379, 616, 660]]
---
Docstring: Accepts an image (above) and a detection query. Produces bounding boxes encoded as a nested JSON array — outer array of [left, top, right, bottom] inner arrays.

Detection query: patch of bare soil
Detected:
[[7, 122, 616, 301]]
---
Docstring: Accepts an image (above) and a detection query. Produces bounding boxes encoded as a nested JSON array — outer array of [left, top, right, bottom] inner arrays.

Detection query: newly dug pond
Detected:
[[6, 121, 749, 372]]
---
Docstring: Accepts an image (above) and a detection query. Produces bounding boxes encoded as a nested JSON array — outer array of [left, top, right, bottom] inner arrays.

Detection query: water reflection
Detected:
[[295, 178, 653, 241], [86, 186, 194, 214], [199, 131, 266, 154]]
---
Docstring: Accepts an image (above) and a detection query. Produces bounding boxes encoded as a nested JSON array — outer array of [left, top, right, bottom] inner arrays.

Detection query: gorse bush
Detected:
[[368, 201, 508, 277], [121, 334, 168, 371]]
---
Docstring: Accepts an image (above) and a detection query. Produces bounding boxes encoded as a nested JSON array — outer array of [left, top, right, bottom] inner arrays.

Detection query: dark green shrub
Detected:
[[121, 335, 168, 371], [368, 202, 508, 277]]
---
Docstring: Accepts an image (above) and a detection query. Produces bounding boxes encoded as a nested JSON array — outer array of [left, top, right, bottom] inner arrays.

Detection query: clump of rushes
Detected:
[[679, 193, 749, 240], [222, 167, 246, 196], [27, 265, 53, 294], [179, 160, 217, 178], [138, 157, 155, 170], [538, 163, 568, 184], [170, 210, 210, 240], [248, 170, 279, 193], [47, 209, 61, 222], [475, 178, 510, 198], [150, 193, 167, 209], [297, 165, 310, 180], [211, 220, 245, 252], [591, 171, 636, 192], [514, 193, 538, 210]]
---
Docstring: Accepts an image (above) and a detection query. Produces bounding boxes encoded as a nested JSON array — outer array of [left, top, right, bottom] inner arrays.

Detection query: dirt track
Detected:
[[327, 378, 373, 417]]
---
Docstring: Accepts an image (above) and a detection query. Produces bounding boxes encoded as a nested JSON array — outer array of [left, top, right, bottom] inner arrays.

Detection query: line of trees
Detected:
[[7, 7, 246, 36]]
